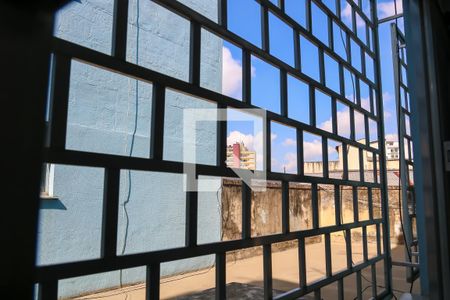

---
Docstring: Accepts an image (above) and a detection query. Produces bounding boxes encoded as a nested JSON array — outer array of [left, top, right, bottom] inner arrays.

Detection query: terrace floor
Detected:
[[72, 240, 419, 300]]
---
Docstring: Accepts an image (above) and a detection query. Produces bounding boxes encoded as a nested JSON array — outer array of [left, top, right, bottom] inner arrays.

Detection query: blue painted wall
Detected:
[[37, 0, 222, 297]]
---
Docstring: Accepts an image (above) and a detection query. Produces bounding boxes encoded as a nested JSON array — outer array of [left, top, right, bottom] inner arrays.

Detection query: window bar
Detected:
[[218, 0, 227, 28], [189, 21, 201, 86], [305, 0, 312, 32], [356, 78, 361, 107], [351, 5, 357, 34], [150, 83, 166, 160], [217, 103, 227, 167], [263, 244, 273, 300], [328, 15, 334, 50], [345, 228, 353, 270], [323, 138, 329, 178], [349, 107, 356, 141], [101, 168, 120, 259], [282, 181, 290, 234], [359, 147, 365, 182], [335, 185, 342, 225], [371, 263, 377, 298], [364, 115, 370, 147], [261, 5, 270, 53], [373, 153, 378, 184], [325, 233, 332, 277], [356, 270, 362, 299], [294, 30, 301, 71], [361, 49, 367, 79], [376, 224, 382, 255], [314, 289, 321, 300], [309, 86, 316, 127], [299, 237, 307, 288], [242, 49, 252, 104], [297, 129, 304, 176], [266, 119, 272, 173], [362, 226, 368, 261], [332, 98, 338, 135], [371, 0, 393, 290], [312, 183, 319, 229], [342, 142, 349, 181], [369, 87, 375, 115], [111, 0, 129, 60], [353, 186, 359, 222], [242, 182, 252, 239], [278, 0, 285, 12], [185, 178, 198, 248], [280, 69, 288, 117], [48, 55, 71, 150], [338, 278, 344, 300], [339, 63, 345, 97], [146, 264, 160, 300], [39, 280, 58, 300], [319, 49, 326, 85], [368, 187, 373, 220], [215, 252, 226, 300]]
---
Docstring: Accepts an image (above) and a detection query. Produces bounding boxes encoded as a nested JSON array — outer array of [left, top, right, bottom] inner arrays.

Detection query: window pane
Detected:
[[127, 0, 190, 81], [228, 0, 262, 47], [66, 61, 152, 158], [251, 56, 281, 113], [271, 122, 298, 174], [269, 13, 295, 66], [300, 35, 320, 81], [288, 75, 310, 124], [54, 0, 113, 54]]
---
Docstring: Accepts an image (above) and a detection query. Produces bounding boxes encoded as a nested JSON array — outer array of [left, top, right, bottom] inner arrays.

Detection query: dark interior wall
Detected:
[[403, 0, 450, 298]]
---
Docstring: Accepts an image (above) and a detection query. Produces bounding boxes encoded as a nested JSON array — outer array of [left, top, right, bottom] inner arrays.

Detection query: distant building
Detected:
[[305, 138, 401, 176], [226, 142, 256, 170]]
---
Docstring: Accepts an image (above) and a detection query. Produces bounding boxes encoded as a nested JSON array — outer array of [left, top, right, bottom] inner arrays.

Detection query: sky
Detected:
[[221, 0, 404, 173]]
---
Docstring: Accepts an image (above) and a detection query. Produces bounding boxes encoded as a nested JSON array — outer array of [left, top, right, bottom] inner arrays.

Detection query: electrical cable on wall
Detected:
[[119, 0, 141, 290]]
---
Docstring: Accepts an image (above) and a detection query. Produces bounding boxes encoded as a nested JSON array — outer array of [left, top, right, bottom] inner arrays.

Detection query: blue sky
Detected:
[[223, 0, 403, 173]]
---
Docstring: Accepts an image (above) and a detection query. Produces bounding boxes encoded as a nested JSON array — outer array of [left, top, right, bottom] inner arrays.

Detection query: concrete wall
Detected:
[[37, 0, 221, 298], [220, 180, 404, 259]]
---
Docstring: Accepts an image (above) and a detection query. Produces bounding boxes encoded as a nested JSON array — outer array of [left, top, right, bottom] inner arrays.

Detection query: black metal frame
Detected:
[[390, 23, 420, 283], [35, 0, 393, 299]]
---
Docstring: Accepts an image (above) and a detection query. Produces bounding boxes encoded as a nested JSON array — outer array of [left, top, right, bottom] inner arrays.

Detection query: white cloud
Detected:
[[222, 47, 242, 99], [318, 106, 365, 137], [377, 1, 403, 19], [283, 152, 297, 173], [304, 139, 323, 161], [341, 3, 365, 27], [282, 138, 296, 147], [222, 46, 255, 99]]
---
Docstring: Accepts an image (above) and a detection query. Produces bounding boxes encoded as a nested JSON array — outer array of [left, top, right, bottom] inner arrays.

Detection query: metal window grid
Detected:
[[37, 0, 393, 299], [390, 22, 419, 283]]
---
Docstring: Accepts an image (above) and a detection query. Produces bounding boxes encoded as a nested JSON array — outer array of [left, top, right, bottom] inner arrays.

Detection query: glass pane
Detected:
[[228, 0, 261, 47], [269, 13, 295, 66], [271, 122, 298, 174], [54, 0, 113, 54], [287, 75, 310, 124], [117, 171, 186, 254], [37, 165, 104, 266], [251, 56, 281, 113], [66, 61, 152, 158], [127, 0, 190, 81]]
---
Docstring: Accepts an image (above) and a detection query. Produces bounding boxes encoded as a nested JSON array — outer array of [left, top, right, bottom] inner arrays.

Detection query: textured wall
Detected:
[[37, 0, 221, 298]]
